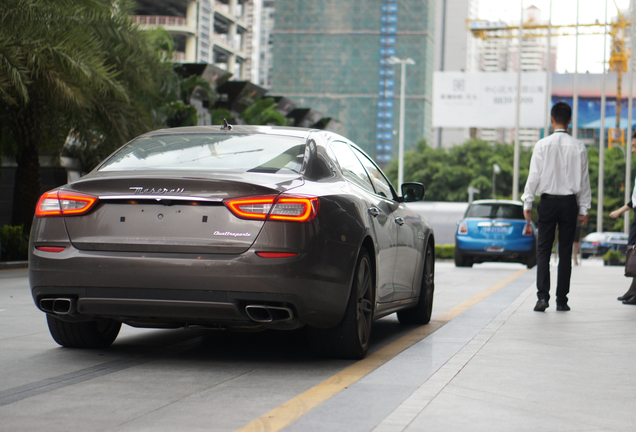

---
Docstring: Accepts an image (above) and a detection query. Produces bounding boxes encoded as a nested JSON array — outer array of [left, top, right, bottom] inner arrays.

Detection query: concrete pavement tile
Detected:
[[404, 390, 609, 432]]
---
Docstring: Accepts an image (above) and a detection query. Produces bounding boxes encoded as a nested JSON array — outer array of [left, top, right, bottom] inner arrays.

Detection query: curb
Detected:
[[0, 261, 28, 270]]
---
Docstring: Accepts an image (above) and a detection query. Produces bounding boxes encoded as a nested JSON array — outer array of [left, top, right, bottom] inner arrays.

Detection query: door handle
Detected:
[[368, 207, 380, 217], [395, 216, 405, 226]]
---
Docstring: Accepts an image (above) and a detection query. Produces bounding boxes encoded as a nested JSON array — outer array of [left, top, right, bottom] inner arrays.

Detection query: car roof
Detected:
[[141, 125, 317, 139]]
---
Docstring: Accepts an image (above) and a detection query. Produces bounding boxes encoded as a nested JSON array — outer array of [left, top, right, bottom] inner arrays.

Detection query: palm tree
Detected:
[[0, 0, 174, 230]]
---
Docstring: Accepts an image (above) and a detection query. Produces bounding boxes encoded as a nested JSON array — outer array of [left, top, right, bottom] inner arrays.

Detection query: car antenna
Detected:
[[221, 119, 233, 131]]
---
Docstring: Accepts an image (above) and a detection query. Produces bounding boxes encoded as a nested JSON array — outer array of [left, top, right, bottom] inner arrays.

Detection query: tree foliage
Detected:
[[0, 0, 175, 230], [384, 139, 533, 202], [383, 138, 635, 235]]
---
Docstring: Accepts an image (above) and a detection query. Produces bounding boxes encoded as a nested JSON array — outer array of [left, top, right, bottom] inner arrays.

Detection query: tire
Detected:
[[581, 253, 590, 259], [454, 247, 473, 267], [397, 243, 435, 325], [309, 249, 374, 359], [47, 314, 121, 348]]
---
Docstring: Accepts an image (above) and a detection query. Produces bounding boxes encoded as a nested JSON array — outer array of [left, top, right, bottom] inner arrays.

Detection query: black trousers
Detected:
[[536, 194, 579, 303]]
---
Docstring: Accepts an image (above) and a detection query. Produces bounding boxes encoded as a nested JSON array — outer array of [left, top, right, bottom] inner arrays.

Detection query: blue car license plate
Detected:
[[483, 226, 508, 233]]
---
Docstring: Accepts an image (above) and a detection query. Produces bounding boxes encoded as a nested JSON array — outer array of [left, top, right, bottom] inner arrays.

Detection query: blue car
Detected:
[[455, 200, 537, 268]]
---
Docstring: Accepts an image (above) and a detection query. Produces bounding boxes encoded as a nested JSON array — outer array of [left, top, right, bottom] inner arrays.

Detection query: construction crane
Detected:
[[468, 2, 630, 147]]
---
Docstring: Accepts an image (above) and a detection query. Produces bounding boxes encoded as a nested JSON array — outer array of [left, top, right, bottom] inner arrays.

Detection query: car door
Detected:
[[352, 148, 420, 300], [330, 141, 398, 303]]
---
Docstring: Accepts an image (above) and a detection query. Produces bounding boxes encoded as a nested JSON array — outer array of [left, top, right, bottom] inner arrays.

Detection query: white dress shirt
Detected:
[[521, 130, 592, 215]]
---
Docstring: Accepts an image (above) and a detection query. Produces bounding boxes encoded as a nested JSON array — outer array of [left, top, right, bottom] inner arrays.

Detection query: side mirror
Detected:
[[401, 182, 425, 202]]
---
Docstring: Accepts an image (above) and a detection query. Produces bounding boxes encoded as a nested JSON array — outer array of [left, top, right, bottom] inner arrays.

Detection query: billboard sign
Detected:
[[433, 72, 547, 128]]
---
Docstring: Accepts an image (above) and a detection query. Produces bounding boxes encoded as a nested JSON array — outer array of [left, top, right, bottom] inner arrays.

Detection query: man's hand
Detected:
[[523, 209, 532, 223], [578, 214, 589, 225]]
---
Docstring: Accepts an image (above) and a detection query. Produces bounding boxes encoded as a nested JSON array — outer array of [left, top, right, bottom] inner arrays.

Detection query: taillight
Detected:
[[224, 195, 319, 222], [35, 191, 98, 217], [35, 246, 66, 253], [458, 222, 468, 235], [522, 223, 533, 236], [256, 252, 299, 258]]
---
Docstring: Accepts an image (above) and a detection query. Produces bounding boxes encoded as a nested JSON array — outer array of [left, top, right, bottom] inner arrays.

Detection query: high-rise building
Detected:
[[476, 6, 557, 145], [134, 0, 256, 80], [270, 0, 434, 163]]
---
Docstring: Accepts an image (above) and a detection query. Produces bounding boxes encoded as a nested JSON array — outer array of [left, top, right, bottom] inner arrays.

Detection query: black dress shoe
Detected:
[[534, 299, 549, 312], [618, 292, 636, 301], [556, 303, 570, 311], [623, 294, 636, 305]]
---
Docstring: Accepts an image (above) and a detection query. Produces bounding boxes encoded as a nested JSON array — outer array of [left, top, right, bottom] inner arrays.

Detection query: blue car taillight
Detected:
[[522, 223, 533, 236], [458, 221, 468, 235]]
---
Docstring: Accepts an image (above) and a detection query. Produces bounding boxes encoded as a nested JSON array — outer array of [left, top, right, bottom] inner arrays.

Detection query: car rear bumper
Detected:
[[456, 237, 534, 253], [29, 245, 357, 330]]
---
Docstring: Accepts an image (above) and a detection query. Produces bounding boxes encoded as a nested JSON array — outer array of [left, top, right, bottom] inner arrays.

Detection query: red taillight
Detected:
[[256, 252, 299, 258], [224, 195, 319, 222], [35, 246, 66, 253], [458, 222, 468, 235], [35, 191, 98, 217], [522, 223, 533, 236]]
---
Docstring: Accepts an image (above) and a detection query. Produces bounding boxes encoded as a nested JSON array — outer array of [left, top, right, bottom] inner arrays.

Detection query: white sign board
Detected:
[[433, 72, 547, 128]]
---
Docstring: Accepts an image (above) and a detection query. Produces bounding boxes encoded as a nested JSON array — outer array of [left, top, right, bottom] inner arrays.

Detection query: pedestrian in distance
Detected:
[[521, 101, 592, 312], [609, 131, 636, 304]]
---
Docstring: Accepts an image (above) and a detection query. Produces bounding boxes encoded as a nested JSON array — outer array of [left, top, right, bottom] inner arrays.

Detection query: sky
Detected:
[[477, 0, 632, 73]]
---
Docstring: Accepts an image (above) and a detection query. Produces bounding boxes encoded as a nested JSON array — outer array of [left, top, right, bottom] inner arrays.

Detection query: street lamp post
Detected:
[[493, 163, 501, 199], [389, 56, 415, 190]]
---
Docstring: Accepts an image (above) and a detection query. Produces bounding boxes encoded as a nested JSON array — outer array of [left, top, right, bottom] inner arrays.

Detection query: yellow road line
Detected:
[[236, 268, 528, 432]]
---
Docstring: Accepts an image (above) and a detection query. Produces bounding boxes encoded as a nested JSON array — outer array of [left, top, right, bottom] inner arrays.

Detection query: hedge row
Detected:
[[435, 244, 455, 260], [0, 225, 29, 262]]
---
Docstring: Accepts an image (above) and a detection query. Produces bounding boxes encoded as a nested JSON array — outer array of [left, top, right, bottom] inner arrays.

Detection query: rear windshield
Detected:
[[99, 134, 306, 174], [466, 204, 524, 219]]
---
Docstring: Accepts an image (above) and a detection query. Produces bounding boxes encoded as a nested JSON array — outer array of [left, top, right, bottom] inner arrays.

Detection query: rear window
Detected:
[[466, 204, 524, 219], [99, 134, 306, 174]]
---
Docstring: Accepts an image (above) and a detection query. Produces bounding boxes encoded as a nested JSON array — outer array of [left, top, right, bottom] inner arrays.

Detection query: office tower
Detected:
[[270, 0, 434, 162]]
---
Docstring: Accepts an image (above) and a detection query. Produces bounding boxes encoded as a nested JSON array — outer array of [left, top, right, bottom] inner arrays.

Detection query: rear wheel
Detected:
[[309, 249, 374, 359], [398, 244, 435, 325], [454, 247, 473, 267], [47, 315, 121, 348]]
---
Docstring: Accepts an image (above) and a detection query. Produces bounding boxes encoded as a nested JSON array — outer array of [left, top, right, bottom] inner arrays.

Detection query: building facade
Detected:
[[134, 0, 256, 80], [270, 0, 434, 163]]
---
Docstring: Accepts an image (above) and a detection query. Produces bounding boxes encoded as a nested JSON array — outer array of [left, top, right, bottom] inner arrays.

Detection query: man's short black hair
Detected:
[[632, 130, 636, 140], [551, 101, 572, 125]]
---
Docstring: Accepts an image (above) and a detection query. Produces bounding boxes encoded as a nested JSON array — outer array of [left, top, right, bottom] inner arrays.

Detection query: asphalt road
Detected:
[[0, 262, 533, 431]]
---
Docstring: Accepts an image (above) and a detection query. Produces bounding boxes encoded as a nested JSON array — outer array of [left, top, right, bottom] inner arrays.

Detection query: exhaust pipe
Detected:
[[245, 305, 293, 323], [39, 298, 76, 315]]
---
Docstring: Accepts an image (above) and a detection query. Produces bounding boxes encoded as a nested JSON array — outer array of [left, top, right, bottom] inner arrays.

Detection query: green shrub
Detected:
[[435, 244, 455, 259], [602, 250, 623, 262], [0, 225, 29, 262]]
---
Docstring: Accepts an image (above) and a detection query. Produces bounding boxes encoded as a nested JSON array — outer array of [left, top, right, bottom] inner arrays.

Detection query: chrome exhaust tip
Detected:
[[245, 305, 293, 323], [40, 298, 76, 315]]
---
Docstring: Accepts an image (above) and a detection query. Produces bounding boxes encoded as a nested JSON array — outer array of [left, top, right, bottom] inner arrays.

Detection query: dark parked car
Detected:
[[455, 199, 537, 268], [580, 232, 628, 258], [29, 125, 435, 359]]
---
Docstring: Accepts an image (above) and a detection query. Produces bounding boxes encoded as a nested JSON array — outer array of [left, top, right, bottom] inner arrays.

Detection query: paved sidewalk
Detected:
[[284, 259, 636, 432], [386, 259, 636, 431]]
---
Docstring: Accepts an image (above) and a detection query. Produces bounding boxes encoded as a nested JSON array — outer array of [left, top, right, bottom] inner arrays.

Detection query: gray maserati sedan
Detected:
[[29, 125, 435, 359]]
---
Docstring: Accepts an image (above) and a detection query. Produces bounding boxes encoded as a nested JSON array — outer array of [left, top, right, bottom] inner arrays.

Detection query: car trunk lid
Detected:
[[62, 172, 303, 254]]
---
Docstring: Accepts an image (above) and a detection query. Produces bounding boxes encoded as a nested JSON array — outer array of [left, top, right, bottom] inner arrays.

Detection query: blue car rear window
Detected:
[[467, 204, 524, 219]]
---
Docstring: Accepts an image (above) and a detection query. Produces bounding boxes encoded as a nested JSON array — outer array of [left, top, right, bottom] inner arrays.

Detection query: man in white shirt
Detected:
[[521, 101, 592, 312]]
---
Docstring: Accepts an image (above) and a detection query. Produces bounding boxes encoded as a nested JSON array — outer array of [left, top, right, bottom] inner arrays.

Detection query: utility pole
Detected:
[[389, 56, 416, 190]]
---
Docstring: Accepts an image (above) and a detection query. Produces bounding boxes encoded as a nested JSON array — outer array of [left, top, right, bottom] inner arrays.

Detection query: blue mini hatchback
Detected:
[[455, 200, 537, 268]]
